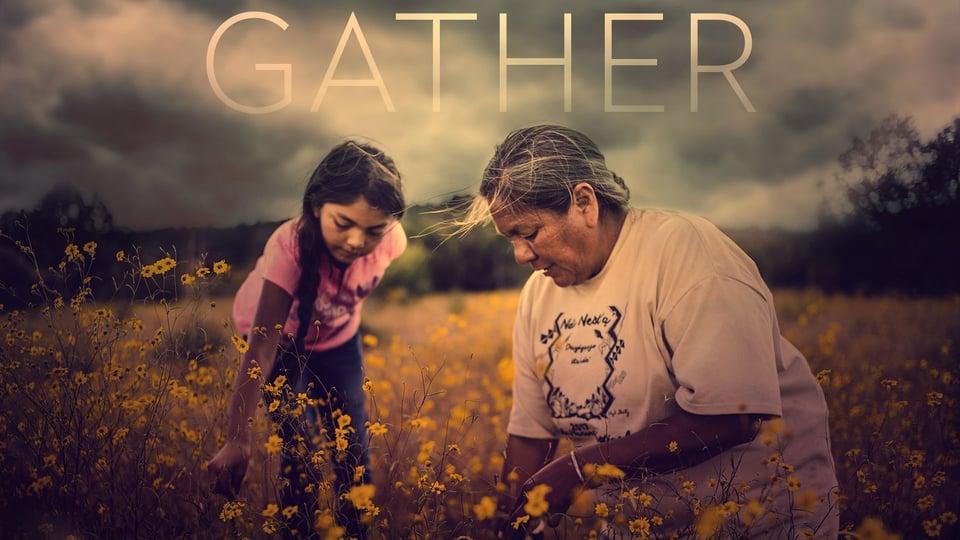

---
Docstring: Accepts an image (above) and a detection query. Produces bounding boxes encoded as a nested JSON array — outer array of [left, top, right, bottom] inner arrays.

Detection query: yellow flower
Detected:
[[341, 484, 376, 511], [140, 264, 156, 278], [261, 503, 279, 518], [594, 463, 626, 480], [180, 274, 195, 285], [511, 514, 530, 529], [638, 491, 653, 507], [213, 260, 230, 275], [219, 501, 245, 522], [65, 243, 82, 262], [83, 241, 97, 256], [410, 417, 434, 429], [430, 481, 446, 495], [265, 434, 283, 455], [594, 502, 609, 517], [337, 414, 352, 429], [282, 505, 298, 519], [787, 475, 801, 492], [367, 422, 388, 436], [695, 506, 723, 540], [668, 441, 680, 453], [362, 334, 379, 347], [473, 496, 497, 520], [154, 257, 176, 274], [115, 250, 125, 262], [231, 335, 249, 354], [854, 517, 897, 540], [629, 517, 651, 537], [196, 266, 211, 278], [923, 519, 942, 537], [362, 378, 373, 392], [247, 366, 262, 380], [523, 484, 551, 517], [927, 391, 943, 406]]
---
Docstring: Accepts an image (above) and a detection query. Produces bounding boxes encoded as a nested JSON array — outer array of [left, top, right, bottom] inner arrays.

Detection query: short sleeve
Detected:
[[506, 287, 559, 439], [260, 221, 301, 296], [661, 275, 782, 417], [385, 221, 407, 262]]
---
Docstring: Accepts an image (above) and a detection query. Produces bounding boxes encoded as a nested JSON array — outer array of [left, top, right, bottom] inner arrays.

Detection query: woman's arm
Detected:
[[495, 434, 558, 535], [502, 410, 762, 537], [578, 410, 762, 477], [498, 435, 558, 507], [223, 280, 293, 441]]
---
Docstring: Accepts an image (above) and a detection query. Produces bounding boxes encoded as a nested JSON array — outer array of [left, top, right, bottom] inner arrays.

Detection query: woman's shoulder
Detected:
[[633, 207, 765, 291], [632, 207, 720, 240]]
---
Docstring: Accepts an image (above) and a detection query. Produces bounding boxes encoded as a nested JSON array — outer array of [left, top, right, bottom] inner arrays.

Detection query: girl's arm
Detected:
[[223, 280, 293, 442]]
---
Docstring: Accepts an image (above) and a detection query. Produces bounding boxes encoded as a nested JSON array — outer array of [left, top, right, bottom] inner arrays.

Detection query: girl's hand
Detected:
[[208, 439, 252, 499]]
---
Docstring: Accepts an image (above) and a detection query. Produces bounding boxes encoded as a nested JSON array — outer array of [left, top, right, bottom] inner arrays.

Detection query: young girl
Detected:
[[208, 141, 406, 538]]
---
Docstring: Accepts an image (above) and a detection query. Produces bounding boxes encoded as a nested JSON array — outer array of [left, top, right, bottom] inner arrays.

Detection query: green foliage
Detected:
[[378, 241, 433, 297]]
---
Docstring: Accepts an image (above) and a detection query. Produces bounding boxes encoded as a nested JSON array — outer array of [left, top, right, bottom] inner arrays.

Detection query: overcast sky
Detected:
[[1, 0, 957, 230]]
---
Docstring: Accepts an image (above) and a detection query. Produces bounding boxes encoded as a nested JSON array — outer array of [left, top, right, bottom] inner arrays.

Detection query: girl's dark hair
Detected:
[[292, 140, 404, 354]]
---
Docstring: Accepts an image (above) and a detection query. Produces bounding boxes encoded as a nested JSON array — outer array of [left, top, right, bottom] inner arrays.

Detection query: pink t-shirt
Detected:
[[232, 217, 407, 351]]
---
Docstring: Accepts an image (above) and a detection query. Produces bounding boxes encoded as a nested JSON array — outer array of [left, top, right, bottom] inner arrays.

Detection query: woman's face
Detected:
[[314, 197, 396, 265], [491, 198, 600, 288]]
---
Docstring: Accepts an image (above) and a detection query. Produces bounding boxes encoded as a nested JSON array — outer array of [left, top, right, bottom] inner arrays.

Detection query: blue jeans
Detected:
[[263, 333, 370, 539]]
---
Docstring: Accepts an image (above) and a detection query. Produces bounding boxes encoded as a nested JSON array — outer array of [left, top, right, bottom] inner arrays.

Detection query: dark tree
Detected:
[[810, 116, 960, 294]]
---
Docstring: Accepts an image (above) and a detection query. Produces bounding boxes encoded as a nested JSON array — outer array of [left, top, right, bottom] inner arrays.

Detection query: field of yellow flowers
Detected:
[[0, 234, 957, 539]]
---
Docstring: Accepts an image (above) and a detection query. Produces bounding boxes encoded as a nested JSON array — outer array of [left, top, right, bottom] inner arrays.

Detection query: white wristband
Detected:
[[569, 450, 585, 483]]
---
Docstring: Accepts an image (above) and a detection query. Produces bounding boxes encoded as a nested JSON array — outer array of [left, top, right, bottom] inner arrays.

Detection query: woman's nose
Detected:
[[512, 239, 536, 265]]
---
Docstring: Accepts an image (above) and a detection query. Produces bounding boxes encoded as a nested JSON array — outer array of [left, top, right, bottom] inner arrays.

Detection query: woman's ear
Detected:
[[571, 182, 600, 227]]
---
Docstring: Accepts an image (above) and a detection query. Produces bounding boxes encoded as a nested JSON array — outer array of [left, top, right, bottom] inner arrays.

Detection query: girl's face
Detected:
[[314, 197, 396, 265]]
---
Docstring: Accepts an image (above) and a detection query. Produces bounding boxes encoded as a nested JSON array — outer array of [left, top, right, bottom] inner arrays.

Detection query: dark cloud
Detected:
[[1, 0, 956, 231], [2, 77, 326, 229], [877, 3, 926, 30]]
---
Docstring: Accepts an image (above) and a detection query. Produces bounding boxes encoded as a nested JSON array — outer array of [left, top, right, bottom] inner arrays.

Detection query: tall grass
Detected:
[[0, 232, 956, 539]]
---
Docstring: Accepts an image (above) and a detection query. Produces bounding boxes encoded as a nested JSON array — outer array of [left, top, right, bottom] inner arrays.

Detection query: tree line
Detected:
[[2, 115, 956, 309]]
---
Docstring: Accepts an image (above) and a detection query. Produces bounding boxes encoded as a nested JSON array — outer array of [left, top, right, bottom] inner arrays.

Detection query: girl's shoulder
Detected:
[[261, 217, 303, 265], [368, 220, 407, 264], [267, 217, 302, 246]]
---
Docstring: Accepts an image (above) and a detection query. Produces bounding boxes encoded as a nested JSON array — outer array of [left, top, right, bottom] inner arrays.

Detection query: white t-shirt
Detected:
[[508, 208, 839, 538]]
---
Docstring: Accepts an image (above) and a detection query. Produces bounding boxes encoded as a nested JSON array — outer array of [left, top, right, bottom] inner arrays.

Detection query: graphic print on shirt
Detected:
[[539, 306, 625, 420]]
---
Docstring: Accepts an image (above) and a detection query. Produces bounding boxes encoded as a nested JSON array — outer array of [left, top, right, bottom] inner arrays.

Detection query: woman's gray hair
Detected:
[[457, 125, 630, 234]]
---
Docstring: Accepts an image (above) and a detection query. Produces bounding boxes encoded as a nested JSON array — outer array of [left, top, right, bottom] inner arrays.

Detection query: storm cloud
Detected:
[[1, 0, 957, 230]]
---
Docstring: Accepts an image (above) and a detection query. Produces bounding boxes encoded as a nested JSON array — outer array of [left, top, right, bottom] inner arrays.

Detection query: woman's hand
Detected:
[[499, 453, 584, 539], [207, 439, 252, 499]]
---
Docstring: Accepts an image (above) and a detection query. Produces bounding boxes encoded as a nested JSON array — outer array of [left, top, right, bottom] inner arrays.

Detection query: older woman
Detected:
[[464, 125, 839, 538]]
